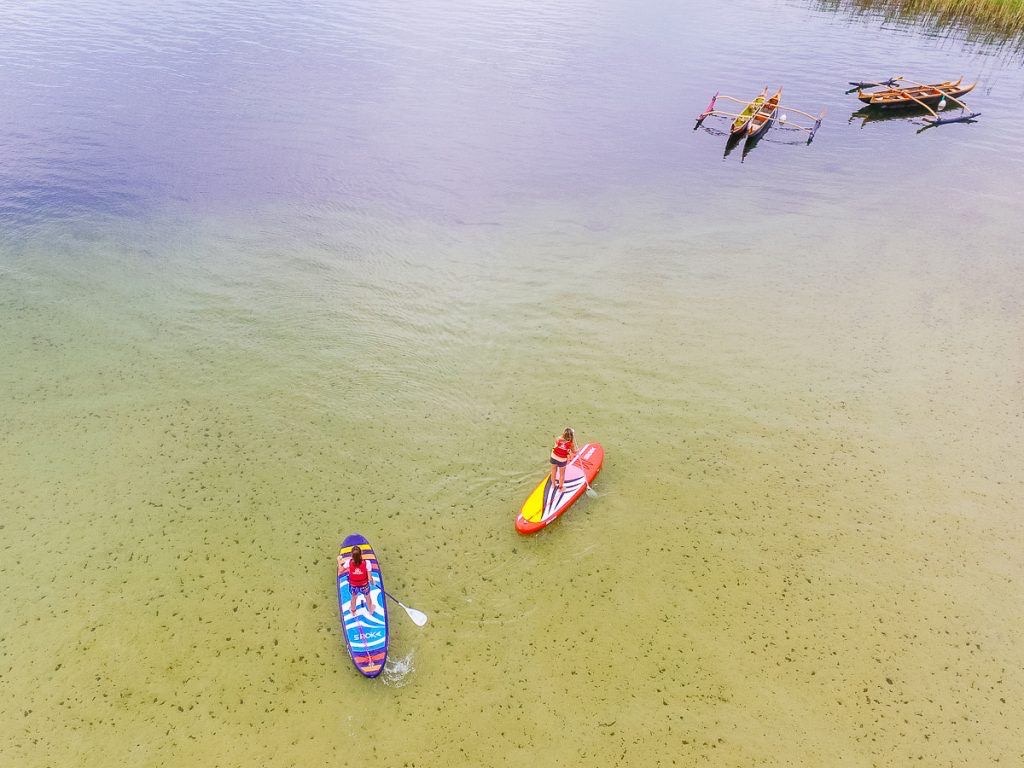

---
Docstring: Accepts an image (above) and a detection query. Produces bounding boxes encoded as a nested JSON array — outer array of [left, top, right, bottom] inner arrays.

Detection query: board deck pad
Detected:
[[337, 534, 389, 677], [516, 442, 604, 534]]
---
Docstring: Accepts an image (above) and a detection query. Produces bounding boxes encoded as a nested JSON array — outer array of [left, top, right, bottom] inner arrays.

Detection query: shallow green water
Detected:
[[3, 193, 1022, 766]]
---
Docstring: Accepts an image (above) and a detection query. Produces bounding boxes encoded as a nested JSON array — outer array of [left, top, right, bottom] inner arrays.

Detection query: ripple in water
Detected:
[[382, 650, 415, 687]]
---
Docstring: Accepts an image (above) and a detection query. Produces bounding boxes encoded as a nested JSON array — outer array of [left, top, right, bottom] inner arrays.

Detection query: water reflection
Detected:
[[694, 123, 824, 163], [847, 105, 981, 132], [848, 105, 932, 128]]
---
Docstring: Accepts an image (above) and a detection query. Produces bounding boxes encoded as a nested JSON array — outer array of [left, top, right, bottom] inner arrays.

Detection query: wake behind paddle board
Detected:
[[516, 442, 604, 534], [337, 533, 389, 677]]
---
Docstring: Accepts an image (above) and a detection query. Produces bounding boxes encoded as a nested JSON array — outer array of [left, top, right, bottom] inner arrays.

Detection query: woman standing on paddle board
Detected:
[[338, 545, 377, 616], [549, 427, 576, 491]]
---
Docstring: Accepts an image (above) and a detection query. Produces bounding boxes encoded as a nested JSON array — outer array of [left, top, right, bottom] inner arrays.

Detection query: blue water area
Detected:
[[2, 0, 1022, 236]]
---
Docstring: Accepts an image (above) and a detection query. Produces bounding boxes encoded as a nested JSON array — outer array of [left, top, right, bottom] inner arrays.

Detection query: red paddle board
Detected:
[[515, 442, 604, 534]]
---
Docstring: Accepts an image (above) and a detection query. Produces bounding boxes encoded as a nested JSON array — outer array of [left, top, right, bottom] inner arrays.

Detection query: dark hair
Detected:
[[350, 546, 363, 565], [563, 427, 574, 440]]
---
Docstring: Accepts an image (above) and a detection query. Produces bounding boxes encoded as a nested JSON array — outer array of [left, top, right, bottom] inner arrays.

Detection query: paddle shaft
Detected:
[[898, 77, 971, 112], [384, 590, 428, 626], [899, 89, 940, 119]]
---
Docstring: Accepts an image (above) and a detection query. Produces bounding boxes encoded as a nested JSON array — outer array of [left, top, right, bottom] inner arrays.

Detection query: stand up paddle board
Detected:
[[337, 533, 389, 677], [516, 442, 604, 534]]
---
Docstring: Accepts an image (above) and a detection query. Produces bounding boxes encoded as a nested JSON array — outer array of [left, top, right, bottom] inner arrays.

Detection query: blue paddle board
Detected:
[[337, 533, 389, 677]]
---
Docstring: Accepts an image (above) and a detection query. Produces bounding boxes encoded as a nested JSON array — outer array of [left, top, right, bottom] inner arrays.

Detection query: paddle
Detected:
[[582, 467, 599, 498], [384, 590, 428, 626]]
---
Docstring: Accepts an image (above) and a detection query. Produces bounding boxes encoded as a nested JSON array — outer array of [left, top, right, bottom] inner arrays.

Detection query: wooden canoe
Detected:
[[729, 88, 768, 137], [746, 88, 782, 140], [857, 78, 975, 108], [857, 77, 961, 101]]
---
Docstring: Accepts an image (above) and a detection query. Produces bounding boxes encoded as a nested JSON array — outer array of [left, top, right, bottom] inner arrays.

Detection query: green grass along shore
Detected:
[[820, 0, 1024, 42]]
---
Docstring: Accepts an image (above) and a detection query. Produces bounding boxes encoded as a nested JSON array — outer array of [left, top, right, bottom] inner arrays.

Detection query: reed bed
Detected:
[[815, 0, 1024, 51]]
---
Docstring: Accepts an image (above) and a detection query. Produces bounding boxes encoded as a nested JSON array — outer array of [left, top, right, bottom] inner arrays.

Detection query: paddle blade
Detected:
[[404, 605, 428, 626], [585, 486, 599, 498], [384, 590, 429, 626]]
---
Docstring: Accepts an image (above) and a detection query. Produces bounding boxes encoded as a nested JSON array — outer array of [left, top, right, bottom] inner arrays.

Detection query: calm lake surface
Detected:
[[1, 1, 1022, 766]]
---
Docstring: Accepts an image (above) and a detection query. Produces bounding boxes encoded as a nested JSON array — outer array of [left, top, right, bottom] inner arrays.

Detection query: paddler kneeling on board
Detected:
[[549, 427, 576, 491], [337, 545, 378, 616]]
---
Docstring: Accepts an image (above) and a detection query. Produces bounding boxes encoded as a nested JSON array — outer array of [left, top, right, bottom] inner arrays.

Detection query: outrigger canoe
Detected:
[[857, 77, 976, 109], [850, 74, 980, 126], [696, 87, 823, 144]]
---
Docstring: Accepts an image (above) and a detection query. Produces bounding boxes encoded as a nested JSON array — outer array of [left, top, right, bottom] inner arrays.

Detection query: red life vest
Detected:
[[552, 438, 574, 459], [348, 559, 369, 587]]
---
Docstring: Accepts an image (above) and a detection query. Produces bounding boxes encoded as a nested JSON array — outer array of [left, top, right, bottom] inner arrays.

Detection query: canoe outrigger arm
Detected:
[[927, 111, 981, 125], [694, 91, 767, 128], [695, 90, 720, 126], [779, 106, 826, 144], [845, 75, 901, 94], [897, 77, 981, 125]]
